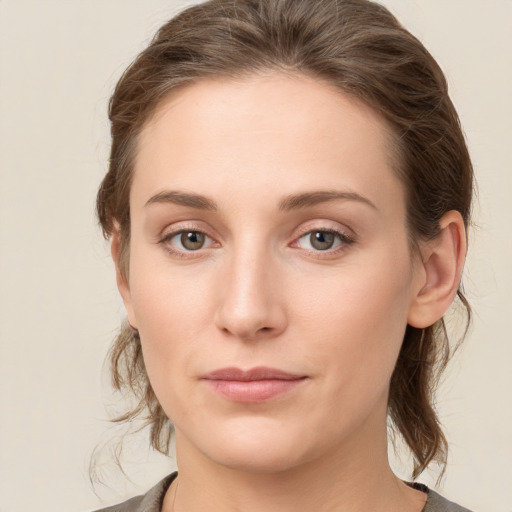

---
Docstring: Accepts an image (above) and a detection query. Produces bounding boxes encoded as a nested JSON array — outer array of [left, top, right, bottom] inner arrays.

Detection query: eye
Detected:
[[161, 229, 215, 253], [295, 229, 353, 252]]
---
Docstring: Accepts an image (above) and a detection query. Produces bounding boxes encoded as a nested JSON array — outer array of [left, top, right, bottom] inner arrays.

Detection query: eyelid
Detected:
[[293, 219, 355, 241]]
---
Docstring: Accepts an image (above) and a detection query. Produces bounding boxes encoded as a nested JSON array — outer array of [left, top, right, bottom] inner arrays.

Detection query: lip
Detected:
[[201, 366, 308, 403]]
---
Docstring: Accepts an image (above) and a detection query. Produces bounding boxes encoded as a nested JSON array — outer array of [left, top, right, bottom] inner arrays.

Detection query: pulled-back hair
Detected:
[[96, 0, 473, 479]]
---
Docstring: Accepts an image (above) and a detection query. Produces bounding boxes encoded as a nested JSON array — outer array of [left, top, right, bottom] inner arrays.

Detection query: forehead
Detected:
[[139, 72, 394, 156], [132, 72, 404, 216]]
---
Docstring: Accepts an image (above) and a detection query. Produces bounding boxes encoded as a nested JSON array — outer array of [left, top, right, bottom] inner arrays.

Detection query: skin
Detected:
[[113, 72, 466, 512]]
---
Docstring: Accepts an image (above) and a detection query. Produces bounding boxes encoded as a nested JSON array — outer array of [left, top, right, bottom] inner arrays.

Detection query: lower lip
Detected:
[[205, 378, 307, 403]]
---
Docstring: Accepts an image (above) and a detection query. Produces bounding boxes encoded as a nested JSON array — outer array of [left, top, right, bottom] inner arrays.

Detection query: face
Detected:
[[118, 73, 426, 473]]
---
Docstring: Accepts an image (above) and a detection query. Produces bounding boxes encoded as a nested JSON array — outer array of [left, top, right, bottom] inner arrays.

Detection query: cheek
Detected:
[[293, 254, 414, 391], [126, 251, 218, 395]]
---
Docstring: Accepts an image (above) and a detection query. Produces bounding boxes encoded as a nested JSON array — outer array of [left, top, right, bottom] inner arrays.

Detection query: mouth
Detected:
[[201, 367, 308, 403]]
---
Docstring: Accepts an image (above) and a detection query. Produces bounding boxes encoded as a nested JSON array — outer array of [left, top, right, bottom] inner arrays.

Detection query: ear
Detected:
[[407, 210, 467, 328], [111, 224, 138, 329]]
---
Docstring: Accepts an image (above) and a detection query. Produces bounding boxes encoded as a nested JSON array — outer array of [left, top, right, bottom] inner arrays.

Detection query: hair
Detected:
[[96, 0, 473, 479]]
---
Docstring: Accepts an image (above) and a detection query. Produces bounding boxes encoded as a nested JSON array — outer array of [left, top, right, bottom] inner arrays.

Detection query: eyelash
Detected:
[[158, 224, 355, 259]]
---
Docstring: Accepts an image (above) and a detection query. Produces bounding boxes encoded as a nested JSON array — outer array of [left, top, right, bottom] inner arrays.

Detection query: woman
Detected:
[[94, 0, 473, 510]]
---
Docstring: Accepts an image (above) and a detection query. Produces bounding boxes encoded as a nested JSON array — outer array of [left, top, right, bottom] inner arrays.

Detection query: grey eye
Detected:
[[309, 231, 336, 250], [179, 231, 206, 250]]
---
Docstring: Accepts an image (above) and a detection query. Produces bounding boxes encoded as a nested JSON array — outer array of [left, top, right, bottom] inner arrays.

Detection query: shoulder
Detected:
[[91, 494, 144, 512], [90, 473, 177, 512], [424, 488, 475, 512]]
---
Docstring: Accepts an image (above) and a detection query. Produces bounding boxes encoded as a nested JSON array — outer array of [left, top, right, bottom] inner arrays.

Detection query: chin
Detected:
[[180, 415, 314, 474], [208, 442, 308, 474]]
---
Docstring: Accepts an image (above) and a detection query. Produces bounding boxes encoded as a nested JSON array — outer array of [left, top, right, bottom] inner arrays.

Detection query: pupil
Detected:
[[181, 231, 204, 250], [311, 231, 334, 250]]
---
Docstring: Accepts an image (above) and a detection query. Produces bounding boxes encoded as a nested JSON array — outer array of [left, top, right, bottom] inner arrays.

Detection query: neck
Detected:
[[163, 407, 426, 512]]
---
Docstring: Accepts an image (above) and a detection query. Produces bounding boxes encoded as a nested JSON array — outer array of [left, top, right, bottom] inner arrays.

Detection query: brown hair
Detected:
[[96, 0, 473, 479]]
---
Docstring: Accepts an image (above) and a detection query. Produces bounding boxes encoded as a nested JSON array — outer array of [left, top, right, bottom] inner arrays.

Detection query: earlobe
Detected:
[[111, 225, 138, 329], [407, 211, 467, 328]]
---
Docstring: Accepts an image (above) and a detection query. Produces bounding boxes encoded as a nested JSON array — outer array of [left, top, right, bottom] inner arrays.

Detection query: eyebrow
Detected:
[[145, 190, 218, 211], [144, 189, 378, 212], [278, 190, 377, 212]]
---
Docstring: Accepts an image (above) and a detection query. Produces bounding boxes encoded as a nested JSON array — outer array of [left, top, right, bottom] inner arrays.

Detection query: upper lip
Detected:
[[203, 367, 305, 381]]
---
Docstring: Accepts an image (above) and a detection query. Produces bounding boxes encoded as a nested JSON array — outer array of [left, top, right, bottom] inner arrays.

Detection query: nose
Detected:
[[213, 244, 287, 341]]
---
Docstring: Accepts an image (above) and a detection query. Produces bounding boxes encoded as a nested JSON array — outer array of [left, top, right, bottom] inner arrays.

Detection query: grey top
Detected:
[[92, 472, 474, 512]]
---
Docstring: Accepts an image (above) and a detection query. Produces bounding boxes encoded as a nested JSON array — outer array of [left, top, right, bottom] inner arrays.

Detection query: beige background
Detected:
[[0, 1, 511, 511]]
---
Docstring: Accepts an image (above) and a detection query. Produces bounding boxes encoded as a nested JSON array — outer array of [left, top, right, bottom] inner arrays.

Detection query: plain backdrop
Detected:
[[0, 1, 511, 511]]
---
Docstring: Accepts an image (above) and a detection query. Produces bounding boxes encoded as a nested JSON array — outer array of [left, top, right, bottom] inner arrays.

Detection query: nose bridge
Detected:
[[214, 234, 285, 340]]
